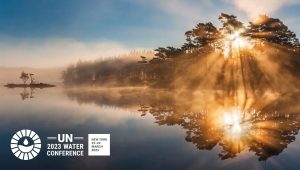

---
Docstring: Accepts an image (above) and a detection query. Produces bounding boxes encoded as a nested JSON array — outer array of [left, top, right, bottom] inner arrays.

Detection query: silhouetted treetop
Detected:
[[138, 56, 148, 64], [155, 13, 299, 59], [184, 22, 221, 49], [247, 15, 300, 48], [154, 46, 182, 60], [218, 13, 244, 34], [20, 71, 29, 85]]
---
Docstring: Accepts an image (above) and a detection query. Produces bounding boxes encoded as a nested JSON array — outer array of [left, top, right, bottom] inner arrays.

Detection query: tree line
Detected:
[[63, 13, 300, 88]]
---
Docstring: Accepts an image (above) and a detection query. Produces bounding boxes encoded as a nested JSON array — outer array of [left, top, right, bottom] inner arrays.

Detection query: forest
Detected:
[[63, 13, 300, 91]]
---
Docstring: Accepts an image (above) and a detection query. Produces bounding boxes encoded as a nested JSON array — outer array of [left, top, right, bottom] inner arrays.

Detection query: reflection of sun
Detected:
[[224, 111, 242, 134], [220, 107, 256, 138]]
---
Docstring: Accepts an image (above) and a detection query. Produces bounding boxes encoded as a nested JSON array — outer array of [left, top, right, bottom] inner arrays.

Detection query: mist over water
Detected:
[[0, 67, 63, 85]]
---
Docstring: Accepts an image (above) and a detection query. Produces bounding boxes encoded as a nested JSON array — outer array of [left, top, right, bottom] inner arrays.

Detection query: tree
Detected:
[[29, 73, 35, 84], [181, 42, 197, 53], [164, 46, 182, 59], [154, 47, 182, 60], [20, 71, 29, 85], [138, 56, 148, 81], [218, 13, 244, 34], [194, 22, 221, 47], [247, 15, 300, 48], [154, 47, 167, 60], [183, 22, 221, 50], [138, 56, 148, 64]]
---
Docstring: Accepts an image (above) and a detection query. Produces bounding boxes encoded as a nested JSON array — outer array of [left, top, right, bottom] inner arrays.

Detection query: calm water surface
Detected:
[[1, 86, 300, 170]]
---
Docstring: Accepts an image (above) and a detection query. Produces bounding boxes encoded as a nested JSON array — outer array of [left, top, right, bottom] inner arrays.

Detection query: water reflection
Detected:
[[65, 88, 300, 161], [20, 88, 35, 100], [146, 104, 300, 161]]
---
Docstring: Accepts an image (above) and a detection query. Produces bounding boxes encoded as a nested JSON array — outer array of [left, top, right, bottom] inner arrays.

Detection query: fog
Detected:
[[0, 67, 64, 85]]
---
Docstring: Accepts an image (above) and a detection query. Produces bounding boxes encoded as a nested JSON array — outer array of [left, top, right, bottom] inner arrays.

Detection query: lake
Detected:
[[1, 86, 300, 170]]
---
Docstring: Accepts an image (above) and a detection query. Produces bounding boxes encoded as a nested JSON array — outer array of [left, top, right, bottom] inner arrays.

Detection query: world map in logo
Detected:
[[10, 129, 41, 160]]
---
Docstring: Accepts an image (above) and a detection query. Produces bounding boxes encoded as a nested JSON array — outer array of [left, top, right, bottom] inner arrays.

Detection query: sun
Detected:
[[223, 30, 253, 59], [230, 32, 244, 49]]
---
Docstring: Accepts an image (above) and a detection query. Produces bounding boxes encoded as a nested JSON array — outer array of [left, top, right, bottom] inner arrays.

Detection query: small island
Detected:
[[4, 71, 56, 89]]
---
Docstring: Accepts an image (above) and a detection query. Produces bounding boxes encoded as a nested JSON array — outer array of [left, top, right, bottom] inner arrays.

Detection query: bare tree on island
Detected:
[[20, 71, 29, 85], [5, 71, 55, 89]]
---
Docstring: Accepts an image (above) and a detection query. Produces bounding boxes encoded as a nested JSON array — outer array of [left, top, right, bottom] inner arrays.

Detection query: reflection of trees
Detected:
[[64, 87, 300, 161], [137, 92, 300, 161], [65, 88, 174, 110], [20, 88, 34, 100]]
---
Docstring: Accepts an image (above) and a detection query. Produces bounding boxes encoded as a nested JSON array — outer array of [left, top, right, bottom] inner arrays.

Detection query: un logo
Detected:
[[11, 129, 41, 160]]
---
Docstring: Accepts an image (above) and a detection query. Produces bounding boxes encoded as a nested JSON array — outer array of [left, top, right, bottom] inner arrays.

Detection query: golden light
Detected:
[[221, 107, 255, 138], [223, 30, 254, 59]]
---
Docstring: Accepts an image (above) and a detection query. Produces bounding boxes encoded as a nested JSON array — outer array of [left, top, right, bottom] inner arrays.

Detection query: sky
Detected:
[[0, 0, 299, 67]]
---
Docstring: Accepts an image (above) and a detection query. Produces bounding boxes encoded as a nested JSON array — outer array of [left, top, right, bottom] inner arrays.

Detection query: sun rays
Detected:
[[222, 29, 254, 59]]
